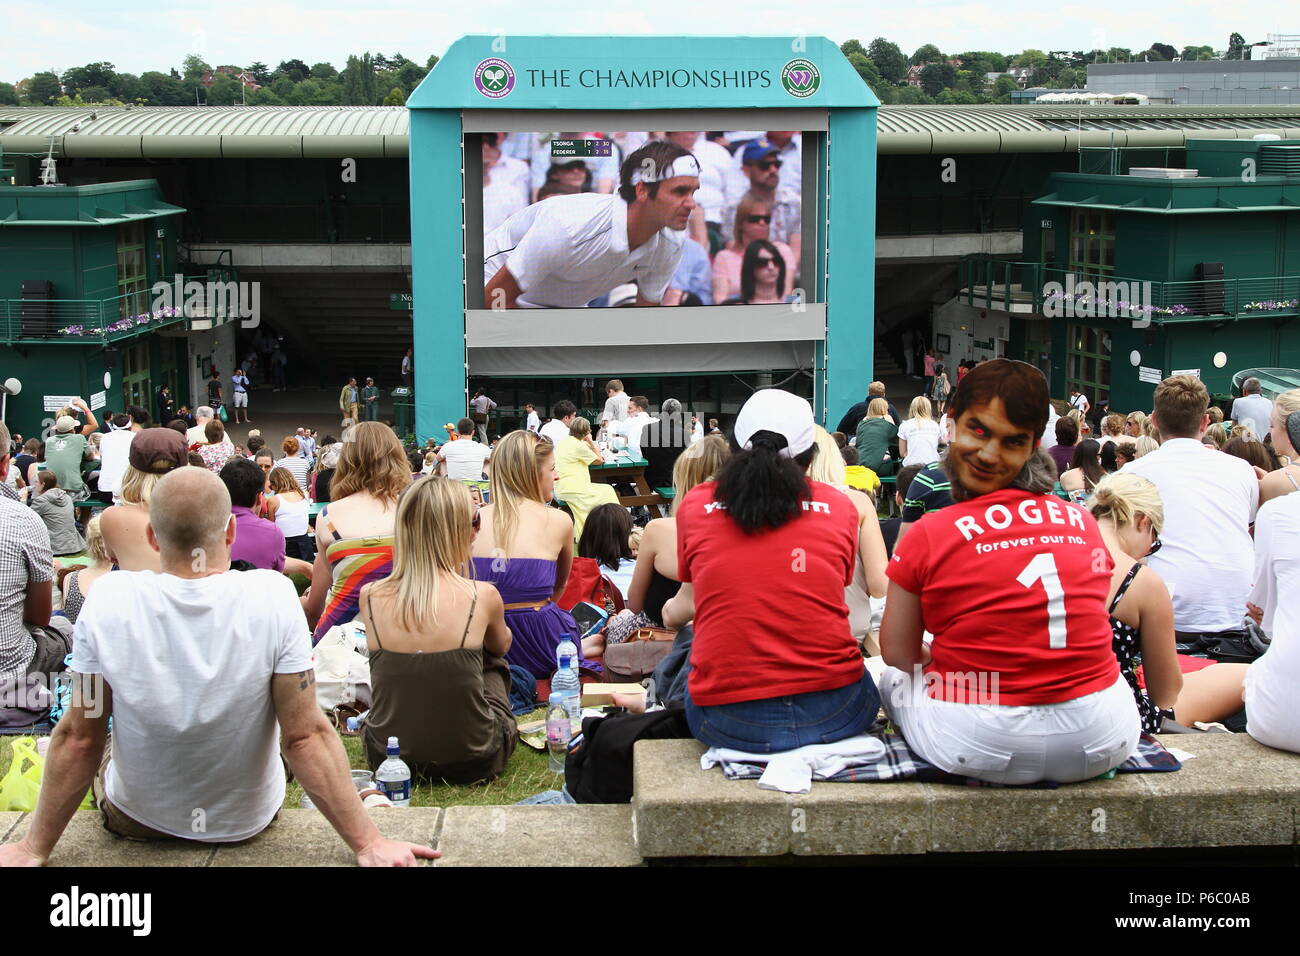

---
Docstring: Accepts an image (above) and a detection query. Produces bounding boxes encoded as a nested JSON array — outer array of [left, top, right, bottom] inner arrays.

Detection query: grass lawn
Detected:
[[1, 709, 560, 811]]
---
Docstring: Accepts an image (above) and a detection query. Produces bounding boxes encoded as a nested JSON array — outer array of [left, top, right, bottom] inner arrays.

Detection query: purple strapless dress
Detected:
[[470, 557, 599, 679]]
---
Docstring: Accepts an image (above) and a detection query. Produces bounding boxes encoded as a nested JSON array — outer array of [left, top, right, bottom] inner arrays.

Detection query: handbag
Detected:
[[217, 403, 228, 423], [602, 626, 676, 683]]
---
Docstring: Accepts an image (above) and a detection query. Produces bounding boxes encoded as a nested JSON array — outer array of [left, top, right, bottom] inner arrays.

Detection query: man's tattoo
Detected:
[[298, 670, 316, 691]]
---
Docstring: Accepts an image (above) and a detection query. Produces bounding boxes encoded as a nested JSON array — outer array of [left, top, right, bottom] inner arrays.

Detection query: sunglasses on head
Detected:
[[756, 159, 782, 170], [745, 214, 772, 224]]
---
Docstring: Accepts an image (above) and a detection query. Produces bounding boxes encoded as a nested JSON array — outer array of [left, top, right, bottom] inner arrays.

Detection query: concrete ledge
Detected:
[[211, 808, 441, 867], [633, 735, 1300, 858], [435, 805, 643, 867], [0, 809, 440, 867]]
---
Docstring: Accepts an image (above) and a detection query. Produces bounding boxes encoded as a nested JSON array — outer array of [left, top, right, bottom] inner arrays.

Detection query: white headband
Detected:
[[630, 154, 701, 186]]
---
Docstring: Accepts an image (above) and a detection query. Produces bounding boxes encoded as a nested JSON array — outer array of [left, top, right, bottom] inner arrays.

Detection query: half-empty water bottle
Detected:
[[546, 691, 571, 773], [374, 736, 411, 808]]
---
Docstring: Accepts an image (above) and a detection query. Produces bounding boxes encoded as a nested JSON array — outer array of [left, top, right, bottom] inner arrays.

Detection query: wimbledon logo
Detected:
[[781, 58, 820, 98], [474, 58, 515, 98]]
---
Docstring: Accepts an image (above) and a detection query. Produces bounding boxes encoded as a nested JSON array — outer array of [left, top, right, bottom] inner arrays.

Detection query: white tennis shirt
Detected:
[[483, 192, 686, 308]]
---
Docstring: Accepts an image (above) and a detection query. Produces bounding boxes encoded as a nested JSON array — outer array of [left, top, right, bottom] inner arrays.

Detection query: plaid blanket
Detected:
[[707, 723, 1181, 790]]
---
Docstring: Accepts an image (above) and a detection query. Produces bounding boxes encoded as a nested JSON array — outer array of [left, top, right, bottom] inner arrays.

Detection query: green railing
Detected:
[[0, 291, 188, 345], [960, 255, 1300, 323]]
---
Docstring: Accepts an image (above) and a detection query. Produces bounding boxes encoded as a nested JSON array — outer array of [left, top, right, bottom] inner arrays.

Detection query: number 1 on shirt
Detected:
[[1016, 552, 1068, 648]]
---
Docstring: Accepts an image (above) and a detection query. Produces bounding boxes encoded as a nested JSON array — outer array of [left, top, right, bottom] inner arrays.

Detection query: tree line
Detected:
[[0, 54, 440, 108], [842, 33, 1253, 105]]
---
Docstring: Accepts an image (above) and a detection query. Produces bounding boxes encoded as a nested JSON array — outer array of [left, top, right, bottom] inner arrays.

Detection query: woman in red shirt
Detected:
[[880, 360, 1139, 784], [667, 388, 877, 753]]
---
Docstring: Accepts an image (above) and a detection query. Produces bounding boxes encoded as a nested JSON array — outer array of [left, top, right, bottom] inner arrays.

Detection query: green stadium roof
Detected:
[[3, 104, 1300, 157]]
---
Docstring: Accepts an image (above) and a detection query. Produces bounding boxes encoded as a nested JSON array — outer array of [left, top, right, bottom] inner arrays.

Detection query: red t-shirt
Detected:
[[677, 479, 863, 706], [886, 487, 1119, 705]]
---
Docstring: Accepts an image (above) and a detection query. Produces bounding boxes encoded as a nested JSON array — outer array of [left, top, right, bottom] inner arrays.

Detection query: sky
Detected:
[[0, 0, 1295, 81]]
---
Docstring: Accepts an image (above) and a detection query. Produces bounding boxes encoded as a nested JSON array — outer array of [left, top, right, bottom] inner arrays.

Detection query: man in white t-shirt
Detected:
[[540, 400, 577, 447], [0, 467, 436, 866], [438, 419, 492, 480], [482, 133, 531, 234], [524, 403, 541, 434], [96, 412, 141, 498], [599, 380, 630, 439], [609, 395, 655, 460], [1123, 375, 1259, 638], [483, 140, 700, 309], [1231, 378, 1273, 441], [186, 406, 214, 447]]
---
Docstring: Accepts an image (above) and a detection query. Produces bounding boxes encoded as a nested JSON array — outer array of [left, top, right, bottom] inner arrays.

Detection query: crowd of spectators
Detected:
[[1, 361, 1297, 866]]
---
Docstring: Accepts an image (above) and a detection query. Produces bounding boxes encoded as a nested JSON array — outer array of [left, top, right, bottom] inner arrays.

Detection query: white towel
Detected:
[[700, 734, 887, 793]]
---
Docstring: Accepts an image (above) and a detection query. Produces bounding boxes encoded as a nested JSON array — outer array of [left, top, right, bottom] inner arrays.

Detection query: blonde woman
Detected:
[[1125, 410, 1148, 439], [356, 477, 515, 784], [99, 428, 189, 571], [626, 435, 730, 628], [897, 395, 941, 467], [1067, 408, 1089, 439], [303, 421, 411, 643], [1259, 387, 1300, 505], [809, 427, 889, 651], [552, 415, 619, 545], [711, 195, 795, 303], [1133, 435, 1159, 459], [265, 466, 314, 561], [470, 430, 595, 678], [1202, 422, 1229, 450], [1090, 473, 1248, 730], [1100, 413, 1126, 447], [61, 514, 112, 625]]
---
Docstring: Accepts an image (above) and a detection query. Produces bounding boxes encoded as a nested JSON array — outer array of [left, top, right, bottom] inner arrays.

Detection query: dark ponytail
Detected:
[[713, 430, 815, 533]]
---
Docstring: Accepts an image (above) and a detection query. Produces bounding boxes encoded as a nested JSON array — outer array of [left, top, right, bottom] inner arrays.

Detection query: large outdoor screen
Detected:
[[476, 130, 809, 309]]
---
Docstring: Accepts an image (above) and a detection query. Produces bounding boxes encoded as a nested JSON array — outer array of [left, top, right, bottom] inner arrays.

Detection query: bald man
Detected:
[[0, 468, 437, 867]]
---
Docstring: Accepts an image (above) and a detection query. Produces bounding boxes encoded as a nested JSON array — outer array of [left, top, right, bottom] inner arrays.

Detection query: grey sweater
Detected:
[[31, 488, 85, 556]]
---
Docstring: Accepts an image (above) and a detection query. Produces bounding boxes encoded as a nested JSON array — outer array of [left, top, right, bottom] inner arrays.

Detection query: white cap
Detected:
[[733, 388, 815, 459]]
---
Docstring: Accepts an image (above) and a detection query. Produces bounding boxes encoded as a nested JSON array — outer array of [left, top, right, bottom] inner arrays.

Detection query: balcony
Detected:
[[959, 255, 1300, 324]]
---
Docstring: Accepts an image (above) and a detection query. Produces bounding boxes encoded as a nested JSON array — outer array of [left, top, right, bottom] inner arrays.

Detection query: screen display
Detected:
[[478, 130, 807, 309]]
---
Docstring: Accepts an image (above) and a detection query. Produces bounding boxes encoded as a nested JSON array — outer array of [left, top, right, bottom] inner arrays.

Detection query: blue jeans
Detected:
[[685, 671, 879, 754]]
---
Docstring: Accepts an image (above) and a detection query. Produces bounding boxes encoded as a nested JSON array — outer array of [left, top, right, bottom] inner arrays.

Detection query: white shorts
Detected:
[[232, 392, 248, 408], [879, 665, 1140, 785]]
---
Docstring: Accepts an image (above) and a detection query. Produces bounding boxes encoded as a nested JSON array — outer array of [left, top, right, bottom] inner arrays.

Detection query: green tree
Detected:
[[247, 86, 284, 105], [868, 38, 908, 84], [1013, 49, 1048, 71], [919, 63, 946, 97], [0, 82, 18, 105], [911, 43, 944, 65], [396, 61, 427, 93], [206, 74, 243, 105], [846, 52, 884, 94], [341, 53, 379, 105], [936, 88, 977, 104], [1180, 45, 1215, 61], [886, 85, 934, 105], [310, 62, 338, 80], [1227, 33, 1246, 60], [276, 59, 311, 82], [140, 71, 187, 105], [182, 54, 211, 82], [841, 38, 866, 58], [24, 72, 62, 105], [1149, 42, 1177, 61], [425, 54, 439, 71], [383, 86, 405, 106], [246, 61, 272, 85], [271, 76, 295, 99], [1053, 67, 1081, 88], [109, 72, 143, 103]]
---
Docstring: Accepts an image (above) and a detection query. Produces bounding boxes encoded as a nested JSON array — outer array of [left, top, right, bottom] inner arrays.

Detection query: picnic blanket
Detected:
[[701, 722, 1182, 793]]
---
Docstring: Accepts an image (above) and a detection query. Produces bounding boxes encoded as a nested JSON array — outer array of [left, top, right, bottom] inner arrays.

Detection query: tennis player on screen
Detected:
[[483, 140, 701, 309]]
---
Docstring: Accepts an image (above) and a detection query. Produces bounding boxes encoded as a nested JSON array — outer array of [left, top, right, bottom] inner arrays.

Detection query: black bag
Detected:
[[1177, 622, 1270, 664], [564, 705, 691, 804]]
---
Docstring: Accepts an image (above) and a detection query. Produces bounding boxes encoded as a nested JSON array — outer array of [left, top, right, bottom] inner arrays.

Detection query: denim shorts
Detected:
[[685, 670, 879, 754]]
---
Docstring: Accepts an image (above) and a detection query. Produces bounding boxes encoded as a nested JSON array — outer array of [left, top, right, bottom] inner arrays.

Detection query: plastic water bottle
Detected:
[[546, 692, 571, 773], [374, 736, 411, 808], [552, 647, 581, 735]]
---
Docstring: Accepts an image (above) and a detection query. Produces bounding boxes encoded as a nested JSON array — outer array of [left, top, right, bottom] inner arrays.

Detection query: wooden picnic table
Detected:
[[588, 456, 667, 509]]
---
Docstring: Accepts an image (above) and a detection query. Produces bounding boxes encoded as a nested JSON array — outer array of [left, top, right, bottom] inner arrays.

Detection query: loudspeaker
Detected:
[[19, 279, 54, 338], [1194, 262, 1225, 315]]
